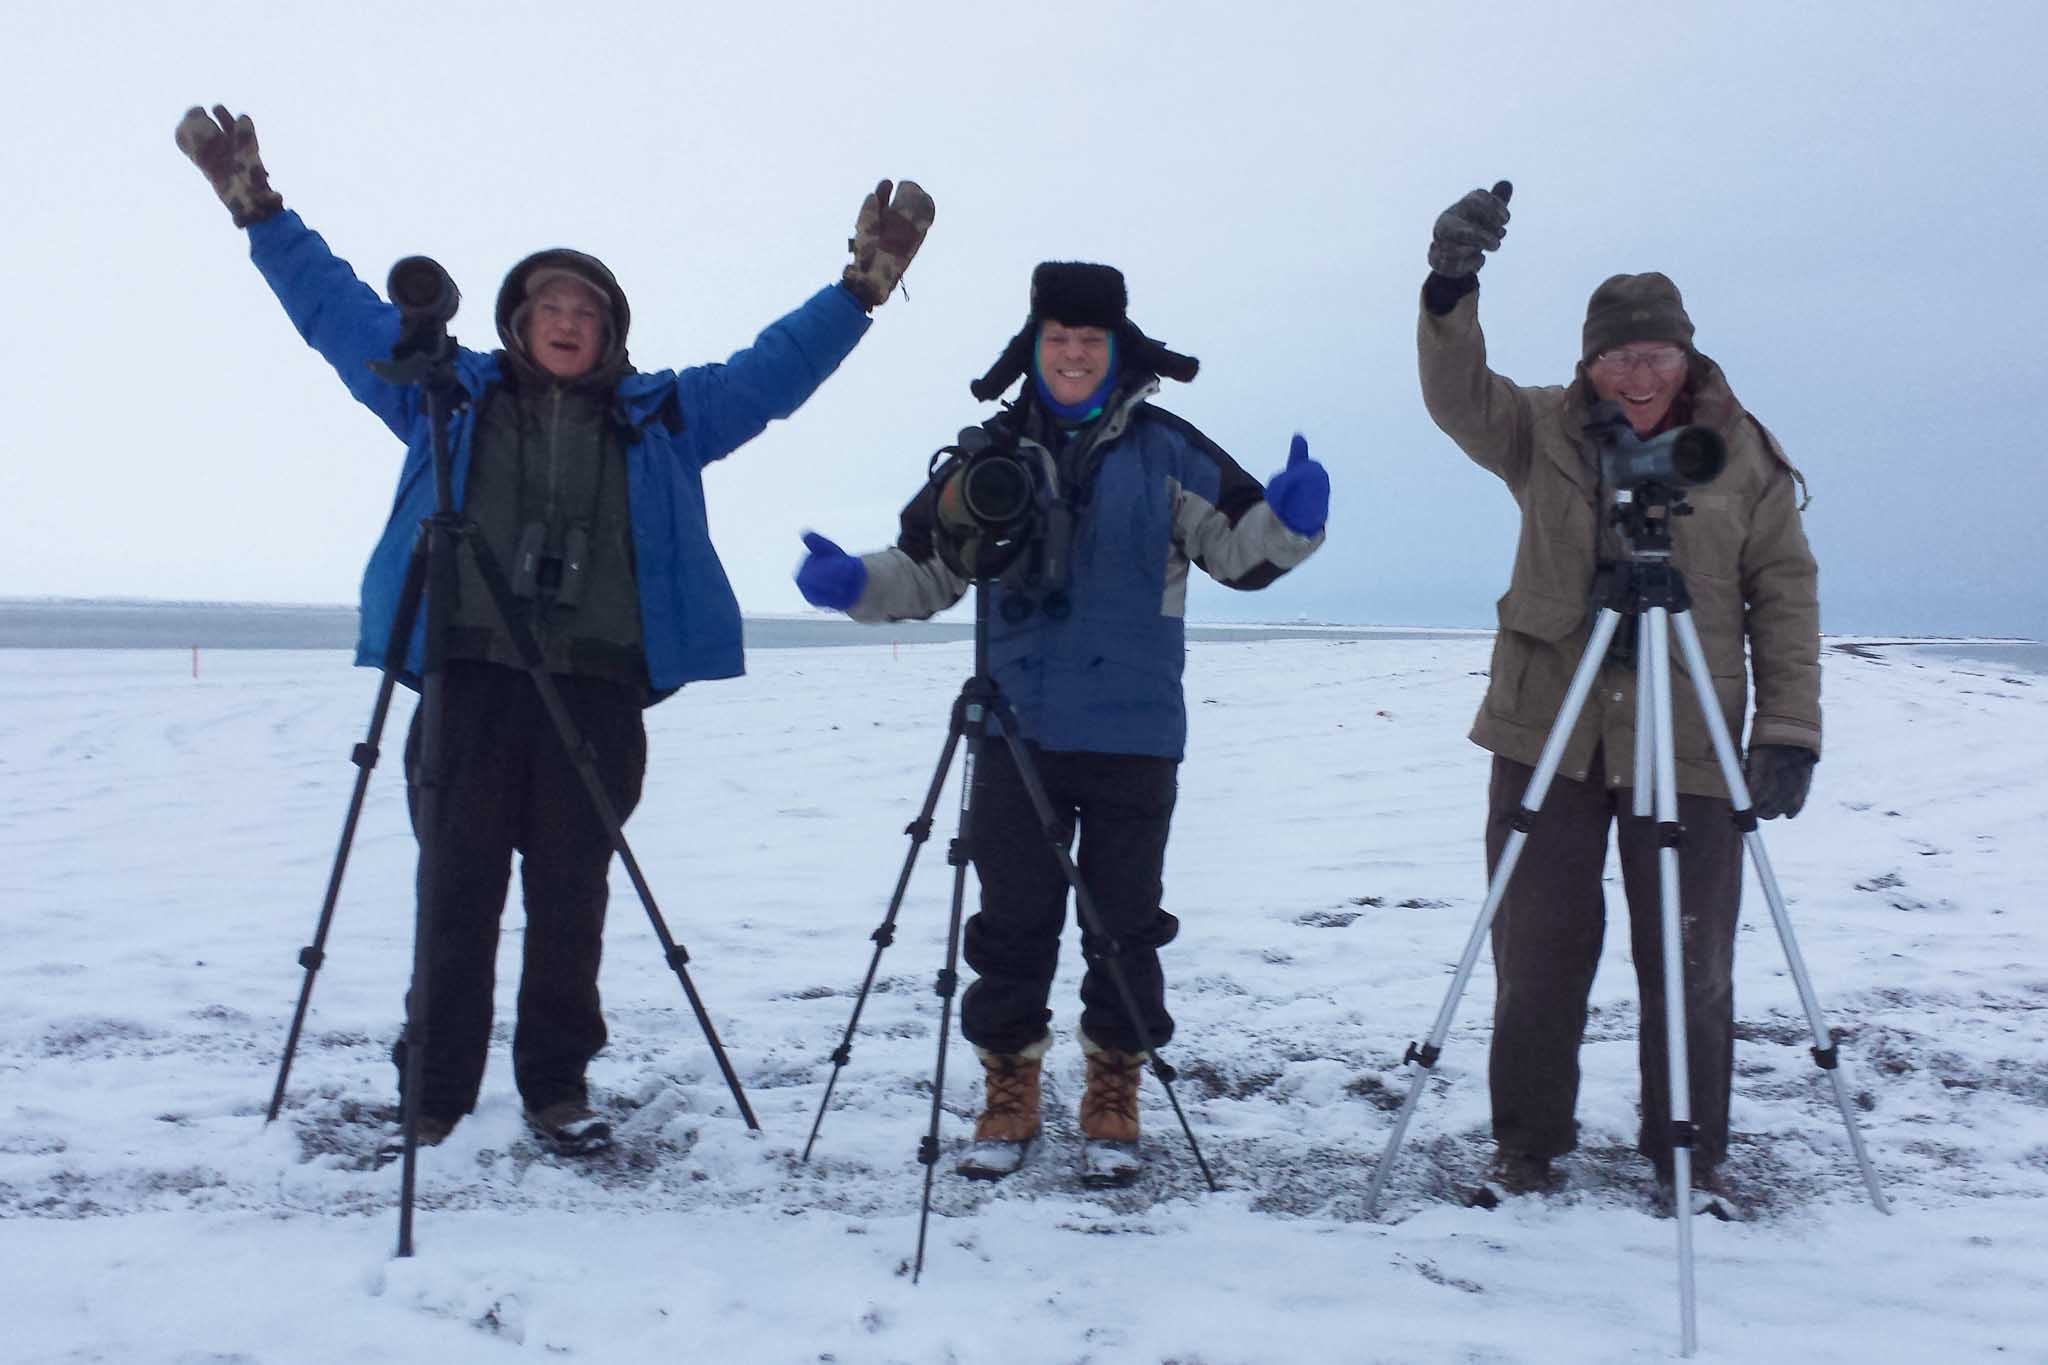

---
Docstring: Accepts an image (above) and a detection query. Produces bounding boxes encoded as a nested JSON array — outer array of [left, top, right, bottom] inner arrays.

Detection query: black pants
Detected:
[[1484, 753, 1742, 1172], [395, 660, 646, 1120], [959, 742, 1180, 1056]]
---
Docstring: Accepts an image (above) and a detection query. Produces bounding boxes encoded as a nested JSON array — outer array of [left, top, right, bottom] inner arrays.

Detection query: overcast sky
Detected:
[[6, 1, 2043, 639]]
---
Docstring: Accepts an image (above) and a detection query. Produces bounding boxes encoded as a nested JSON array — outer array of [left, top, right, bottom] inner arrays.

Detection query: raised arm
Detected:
[[673, 180, 935, 466], [1416, 181, 1535, 487], [176, 105, 417, 439]]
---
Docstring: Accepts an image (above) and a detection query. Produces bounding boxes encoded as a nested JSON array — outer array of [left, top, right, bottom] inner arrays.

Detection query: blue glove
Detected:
[[795, 531, 866, 611], [1265, 433, 1329, 536]]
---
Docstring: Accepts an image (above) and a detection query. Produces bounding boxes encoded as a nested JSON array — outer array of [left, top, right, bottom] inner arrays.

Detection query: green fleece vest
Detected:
[[449, 379, 647, 692]]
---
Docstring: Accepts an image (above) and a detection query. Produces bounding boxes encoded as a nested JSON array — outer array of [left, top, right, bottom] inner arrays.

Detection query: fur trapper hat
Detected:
[[970, 261, 1198, 402]]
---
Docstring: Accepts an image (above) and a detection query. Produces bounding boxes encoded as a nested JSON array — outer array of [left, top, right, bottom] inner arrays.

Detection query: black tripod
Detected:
[[800, 581, 1218, 1280], [261, 258, 758, 1258], [1362, 463, 1887, 1356]]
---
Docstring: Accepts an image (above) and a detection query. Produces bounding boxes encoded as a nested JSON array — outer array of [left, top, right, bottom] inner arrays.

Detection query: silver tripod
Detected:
[[1362, 465, 1888, 1357]]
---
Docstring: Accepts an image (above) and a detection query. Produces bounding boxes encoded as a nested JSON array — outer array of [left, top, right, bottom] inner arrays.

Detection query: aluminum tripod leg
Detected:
[[1643, 608, 1698, 1355], [1667, 611, 1889, 1213], [1363, 607, 1624, 1215]]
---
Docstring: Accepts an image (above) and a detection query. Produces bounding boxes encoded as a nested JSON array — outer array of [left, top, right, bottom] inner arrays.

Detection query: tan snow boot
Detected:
[[973, 1036, 1049, 1143], [1079, 1035, 1145, 1143]]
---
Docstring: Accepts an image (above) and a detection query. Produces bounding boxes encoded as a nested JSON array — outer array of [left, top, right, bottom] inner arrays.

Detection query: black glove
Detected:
[[1427, 181, 1511, 279], [176, 105, 284, 228], [841, 178, 935, 311], [1744, 744, 1817, 819]]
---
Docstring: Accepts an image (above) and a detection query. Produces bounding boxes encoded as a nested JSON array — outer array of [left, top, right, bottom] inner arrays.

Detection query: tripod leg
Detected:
[[267, 532, 428, 1124], [1644, 609, 1699, 1355], [398, 484, 472, 1258], [1666, 611, 1890, 1213], [803, 701, 966, 1162], [978, 712, 1216, 1192], [1364, 608, 1626, 1214], [461, 533, 760, 1130], [1633, 613, 1654, 806], [913, 691, 986, 1283]]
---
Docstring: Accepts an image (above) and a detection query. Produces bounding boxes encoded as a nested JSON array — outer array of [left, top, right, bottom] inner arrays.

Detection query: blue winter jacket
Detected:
[[245, 210, 870, 700], [850, 384, 1324, 759]]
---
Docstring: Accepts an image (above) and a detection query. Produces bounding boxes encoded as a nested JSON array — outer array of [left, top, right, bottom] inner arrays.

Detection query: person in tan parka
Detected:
[[1417, 181, 1821, 1202]]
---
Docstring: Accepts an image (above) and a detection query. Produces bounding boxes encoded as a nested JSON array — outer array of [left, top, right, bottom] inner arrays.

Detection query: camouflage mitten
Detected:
[[1427, 182, 1511, 278], [841, 178, 935, 311], [175, 104, 283, 228]]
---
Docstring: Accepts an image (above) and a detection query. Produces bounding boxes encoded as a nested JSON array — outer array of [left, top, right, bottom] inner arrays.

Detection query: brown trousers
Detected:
[[1484, 753, 1742, 1173]]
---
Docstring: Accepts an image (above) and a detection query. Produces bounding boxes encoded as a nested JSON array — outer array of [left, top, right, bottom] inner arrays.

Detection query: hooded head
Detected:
[[970, 261, 1198, 407], [495, 249, 632, 385]]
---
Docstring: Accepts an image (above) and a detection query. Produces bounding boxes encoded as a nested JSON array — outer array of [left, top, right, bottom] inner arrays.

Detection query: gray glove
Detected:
[[1744, 744, 1817, 819], [1427, 182, 1511, 278], [176, 104, 283, 228]]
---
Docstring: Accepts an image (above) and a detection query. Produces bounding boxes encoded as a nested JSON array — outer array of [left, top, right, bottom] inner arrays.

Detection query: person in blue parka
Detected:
[[795, 262, 1328, 1182], [176, 103, 933, 1155]]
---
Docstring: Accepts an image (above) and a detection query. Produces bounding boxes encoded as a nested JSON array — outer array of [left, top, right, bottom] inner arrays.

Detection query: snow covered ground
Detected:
[[2, 636, 2043, 1364]]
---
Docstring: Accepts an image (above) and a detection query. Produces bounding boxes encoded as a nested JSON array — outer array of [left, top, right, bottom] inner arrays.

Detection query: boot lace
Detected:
[[984, 1056, 1035, 1121], [1082, 1052, 1142, 1129]]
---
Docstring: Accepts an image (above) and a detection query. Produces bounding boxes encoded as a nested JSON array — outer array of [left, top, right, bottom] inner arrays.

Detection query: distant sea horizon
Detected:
[[0, 597, 2039, 673]]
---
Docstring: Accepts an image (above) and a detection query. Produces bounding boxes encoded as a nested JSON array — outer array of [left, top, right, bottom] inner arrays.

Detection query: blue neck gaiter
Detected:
[[1031, 332, 1119, 424]]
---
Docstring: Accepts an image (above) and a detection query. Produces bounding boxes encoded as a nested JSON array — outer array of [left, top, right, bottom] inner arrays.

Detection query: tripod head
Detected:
[[1584, 400, 1726, 560], [1583, 400, 1727, 617], [363, 257, 471, 517], [367, 256, 463, 390]]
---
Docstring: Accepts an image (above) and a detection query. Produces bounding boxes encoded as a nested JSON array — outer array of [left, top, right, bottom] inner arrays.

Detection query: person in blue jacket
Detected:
[[795, 262, 1327, 1182], [176, 104, 933, 1155]]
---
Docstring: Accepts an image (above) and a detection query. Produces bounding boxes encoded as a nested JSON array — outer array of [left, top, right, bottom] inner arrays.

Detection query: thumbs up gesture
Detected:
[[1265, 434, 1329, 537], [795, 531, 867, 611], [1428, 181, 1512, 278]]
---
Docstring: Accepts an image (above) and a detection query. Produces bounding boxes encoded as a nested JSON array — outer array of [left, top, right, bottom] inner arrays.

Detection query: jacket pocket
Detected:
[[1498, 590, 1587, 642], [1486, 591, 1589, 729]]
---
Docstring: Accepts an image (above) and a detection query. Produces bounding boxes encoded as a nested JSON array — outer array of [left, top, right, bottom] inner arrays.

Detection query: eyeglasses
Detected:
[[1592, 345, 1687, 376]]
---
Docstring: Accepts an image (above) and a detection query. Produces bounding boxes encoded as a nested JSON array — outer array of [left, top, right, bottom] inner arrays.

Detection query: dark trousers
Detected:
[[959, 742, 1180, 1056], [396, 660, 646, 1119], [1484, 753, 1742, 1172]]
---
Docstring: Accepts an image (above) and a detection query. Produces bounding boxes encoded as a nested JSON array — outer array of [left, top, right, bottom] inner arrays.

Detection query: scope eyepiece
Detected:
[[1587, 402, 1726, 491], [387, 256, 460, 328], [941, 451, 1036, 536]]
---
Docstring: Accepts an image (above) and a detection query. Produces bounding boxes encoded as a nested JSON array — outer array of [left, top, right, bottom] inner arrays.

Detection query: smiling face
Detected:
[[1588, 342, 1690, 436], [1035, 321, 1113, 407], [522, 277, 609, 381]]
